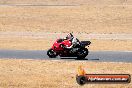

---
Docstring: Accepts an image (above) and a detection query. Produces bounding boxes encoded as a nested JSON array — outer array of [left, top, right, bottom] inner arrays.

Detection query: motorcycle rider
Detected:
[[64, 33, 80, 52]]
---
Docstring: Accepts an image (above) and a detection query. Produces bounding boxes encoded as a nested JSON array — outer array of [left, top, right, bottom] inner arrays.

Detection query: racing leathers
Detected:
[[65, 37, 80, 53]]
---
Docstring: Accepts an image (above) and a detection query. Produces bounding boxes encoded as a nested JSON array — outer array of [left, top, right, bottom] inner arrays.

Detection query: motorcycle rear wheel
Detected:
[[77, 48, 88, 59]]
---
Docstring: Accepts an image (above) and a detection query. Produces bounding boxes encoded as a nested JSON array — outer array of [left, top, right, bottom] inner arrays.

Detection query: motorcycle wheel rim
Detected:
[[78, 49, 87, 56], [49, 50, 56, 56]]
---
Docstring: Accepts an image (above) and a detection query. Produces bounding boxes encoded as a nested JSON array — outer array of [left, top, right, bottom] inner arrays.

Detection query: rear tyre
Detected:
[[47, 49, 57, 58], [77, 48, 88, 59]]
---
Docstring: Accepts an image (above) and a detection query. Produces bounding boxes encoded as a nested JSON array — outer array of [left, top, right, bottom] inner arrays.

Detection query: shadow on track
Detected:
[[60, 57, 100, 61], [88, 58, 100, 61]]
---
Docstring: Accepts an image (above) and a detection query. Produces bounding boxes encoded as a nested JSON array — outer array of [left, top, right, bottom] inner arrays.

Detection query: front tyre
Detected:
[[47, 49, 57, 58], [77, 48, 88, 59]]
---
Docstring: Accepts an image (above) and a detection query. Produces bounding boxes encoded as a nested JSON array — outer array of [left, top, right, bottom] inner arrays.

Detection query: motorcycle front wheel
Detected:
[[47, 49, 57, 58]]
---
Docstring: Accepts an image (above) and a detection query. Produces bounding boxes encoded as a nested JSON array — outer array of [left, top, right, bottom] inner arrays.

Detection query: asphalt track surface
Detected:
[[0, 50, 132, 62]]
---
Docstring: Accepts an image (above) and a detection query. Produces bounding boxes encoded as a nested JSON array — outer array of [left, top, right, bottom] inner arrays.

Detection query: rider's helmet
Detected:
[[66, 33, 74, 40]]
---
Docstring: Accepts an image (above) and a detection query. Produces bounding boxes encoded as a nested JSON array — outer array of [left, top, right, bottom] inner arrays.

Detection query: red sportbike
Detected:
[[47, 38, 91, 59]]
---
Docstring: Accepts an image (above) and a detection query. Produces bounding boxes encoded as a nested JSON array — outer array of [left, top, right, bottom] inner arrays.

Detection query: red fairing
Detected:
[[62, 40, 72, 47], [52, 39, 71, 51]]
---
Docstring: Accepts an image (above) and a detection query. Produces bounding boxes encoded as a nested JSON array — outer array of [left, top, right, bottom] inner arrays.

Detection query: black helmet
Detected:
[[66, 33, 73, 40]]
